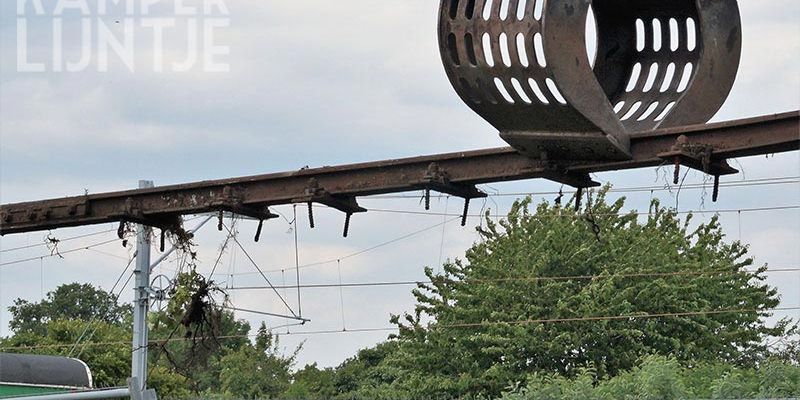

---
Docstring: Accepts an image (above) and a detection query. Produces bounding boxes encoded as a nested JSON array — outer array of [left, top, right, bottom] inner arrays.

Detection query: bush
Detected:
[[499, 356, 800, 400]]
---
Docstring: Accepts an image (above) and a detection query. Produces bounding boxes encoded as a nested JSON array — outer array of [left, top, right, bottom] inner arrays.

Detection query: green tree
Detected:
[[499, 355, 800, 400], [8, 283, 131, 334], [0, 319, 130, 388], [2, 283, 133, 387], [331, 342, 404, 398], [148, 307, 251, 394], [284, 363, 337, 399], [350, 189, 789, 398], [218, 322, 297, 399]]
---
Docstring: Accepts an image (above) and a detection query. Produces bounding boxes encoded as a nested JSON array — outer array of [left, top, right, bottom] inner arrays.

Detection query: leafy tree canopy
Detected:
[[343, 189, 790, 398], [218, 323, 297, 399], [499, 355, 800, 400], [8, 282, 131, 334], [0, 318, 130, 388]]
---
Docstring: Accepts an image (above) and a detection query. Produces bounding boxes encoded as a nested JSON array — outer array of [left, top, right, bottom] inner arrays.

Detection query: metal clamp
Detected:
[[297, 178, 367, 237], [658, 135, 739, 202], [417, 163, 487, 226]]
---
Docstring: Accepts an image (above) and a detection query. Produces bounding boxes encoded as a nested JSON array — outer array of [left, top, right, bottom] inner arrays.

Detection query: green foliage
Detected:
[[8, 283, 131, 334], [341, 189, 789, 398], [329, 342, 405, 399], [148, 366, 193, 399], [0, 318, 131, 388], [149, 309, 251, 393], [218, 323, 298, 399], [499, 355, 800, 400], [283, 363, 337, 399], [3, 188, 793, 400]]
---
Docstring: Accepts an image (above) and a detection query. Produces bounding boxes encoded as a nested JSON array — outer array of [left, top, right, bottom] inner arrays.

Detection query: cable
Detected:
[[337, 259, 347, 331], [293, 205, 302, 318], [220, 216, 461, 278], [366, 205, 800, 219], [362, 176, 800, 200], [208, 217, 237, 279], [85, 247, 130, 261], [69, 253, 138, 357], [220, 206, 795, 278], [0, 238, 122, 268], [4, 306, 798, 352], [439, 307, 800, 328], [0, 215, 206, 255], [0, 228, 118, 253], [222, 223, 300, 319], [226, 267, 800, 291], [5, 206, 795, 274]]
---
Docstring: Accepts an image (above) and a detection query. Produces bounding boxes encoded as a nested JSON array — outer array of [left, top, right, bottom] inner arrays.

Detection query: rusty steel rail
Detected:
[[1, 111, 798, 236]]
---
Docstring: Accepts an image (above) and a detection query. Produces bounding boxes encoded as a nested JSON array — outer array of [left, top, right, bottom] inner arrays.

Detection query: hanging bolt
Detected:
[[673, 156, 681, 185], [308, 202, 315, 228], [425, 189, 431, 211], [461, 198, 470, 227], [217, 210, 224, 231], [575, 187, 584, 211], [343, 213, 352, 238], [712, 175, 720, 203], [254, 219, 264, 242], [117, 221, 126, 239], [160, 229, 166, 252]]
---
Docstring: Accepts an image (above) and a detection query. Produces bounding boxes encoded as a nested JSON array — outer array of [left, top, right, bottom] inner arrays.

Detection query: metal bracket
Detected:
[[209, 185, 280, 220], [542, 165, 602, 190], [296, 178, 367, 237], [416, 163, 487, 226], [209, 185, 279, 240], [658, 135, 739, 202], [540, 164, 601, 211]]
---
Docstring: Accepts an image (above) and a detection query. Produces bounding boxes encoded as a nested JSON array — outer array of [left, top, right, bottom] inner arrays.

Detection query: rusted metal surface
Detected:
[[0, 112, 796, 236], [438, 0, 741, 161]]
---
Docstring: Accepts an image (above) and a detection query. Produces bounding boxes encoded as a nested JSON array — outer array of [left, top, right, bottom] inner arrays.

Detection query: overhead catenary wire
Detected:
[[3, 306, 799, 352], [365, 205, 800, 219], [0, 227, 118, 253], [293, 204, 302, 318], [225, 267, 800, 292], [362, 176, 800, 200], [0, 237, 123, 268], [222, 222, 301, 319], [2, 205, 796, 274], [214, 205, 797, 278], [0, 215, 207, 255], [0, 215, 207, 268], [69, 253, 138, 358], [337, 259, 347, 331], [212, 216, 461, 278]]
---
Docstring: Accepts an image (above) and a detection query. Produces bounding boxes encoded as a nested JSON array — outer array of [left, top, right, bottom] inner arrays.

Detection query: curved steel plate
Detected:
[[438, 0, 741, 161]]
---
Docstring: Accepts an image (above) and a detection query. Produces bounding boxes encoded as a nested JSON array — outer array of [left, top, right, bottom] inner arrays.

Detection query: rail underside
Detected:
[[1, 111, 798, 236]]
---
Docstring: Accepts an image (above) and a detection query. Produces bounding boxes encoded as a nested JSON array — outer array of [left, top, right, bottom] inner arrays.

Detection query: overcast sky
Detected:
[[0, 1, 798, 369]]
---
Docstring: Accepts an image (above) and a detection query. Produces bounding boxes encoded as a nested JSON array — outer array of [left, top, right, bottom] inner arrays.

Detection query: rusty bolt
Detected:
[[343, 213, 352, 238], [712, 175, 721, 203], [673, 157, 681, 185]]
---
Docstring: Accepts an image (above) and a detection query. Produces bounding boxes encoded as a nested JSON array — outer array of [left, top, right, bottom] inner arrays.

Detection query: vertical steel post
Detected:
[[131, 180, 153, 392]]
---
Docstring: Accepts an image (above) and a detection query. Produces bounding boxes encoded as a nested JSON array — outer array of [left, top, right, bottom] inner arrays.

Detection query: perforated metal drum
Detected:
[[438, 0, 741, 160]]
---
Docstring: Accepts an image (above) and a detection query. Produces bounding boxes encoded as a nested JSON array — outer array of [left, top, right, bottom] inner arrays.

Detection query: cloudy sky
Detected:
[[0, 1, 798, 369]]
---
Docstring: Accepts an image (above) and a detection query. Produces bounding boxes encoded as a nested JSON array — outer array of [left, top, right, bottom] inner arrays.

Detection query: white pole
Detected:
[[131, 180, 154, 392]]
